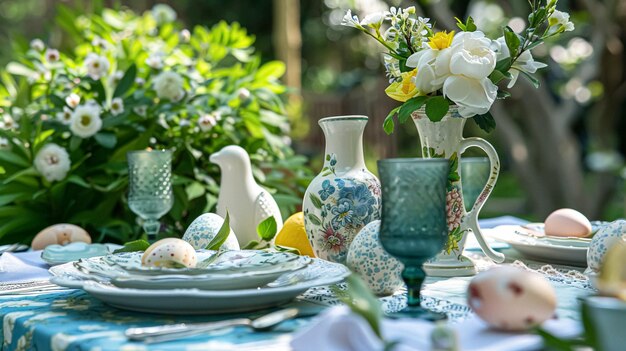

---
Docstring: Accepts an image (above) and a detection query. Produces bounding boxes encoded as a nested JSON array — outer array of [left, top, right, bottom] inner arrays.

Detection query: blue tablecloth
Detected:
[[1, 216, 596, 351]]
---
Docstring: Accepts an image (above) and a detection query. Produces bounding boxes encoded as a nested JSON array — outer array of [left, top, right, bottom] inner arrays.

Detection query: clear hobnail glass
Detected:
[[127, 149, 173, 242]]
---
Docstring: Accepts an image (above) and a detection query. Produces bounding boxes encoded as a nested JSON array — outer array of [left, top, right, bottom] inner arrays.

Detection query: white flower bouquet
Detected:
[[342, 1, 574, 133]]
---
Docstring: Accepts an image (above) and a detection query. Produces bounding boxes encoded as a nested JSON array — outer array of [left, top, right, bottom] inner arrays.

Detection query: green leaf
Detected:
[[425, 96, 449, 122], [309, 193, 323, 209], [307, 213, 322, 226], [50, 95, 66, 108], [113, 239, 151, 253], [455, 17, 466, 31], [465, 16, 477, 32], [113, 64, 137, 97], [495, 58, 511, 72], [332, 274, 383, 338], [0, 150, 30, 167], [66, 175, 91, 188], [398, 96, 428, 123], [497, 90, 511, 99], [473, 112, 496, 133], [69, 136, 82, 151], [518, 70, 540, 88], [504, 26, 521, 59], [242, 239, 260, 250], [489, 70, 508, 85], [383, 106, 400, 135], [257, 216, 278, 241], [2, 167, 38, 185], [94, 132, 117, 149], [274, 244, 301, 255], [206, 212, 231, 250]]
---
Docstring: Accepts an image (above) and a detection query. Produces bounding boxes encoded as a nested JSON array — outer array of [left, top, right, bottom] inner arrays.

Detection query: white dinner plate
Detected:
[[484, 225, 588, 266], [105, 250, 302, 276], [53, 258, 349, 314], [41, 242, 115, 266]]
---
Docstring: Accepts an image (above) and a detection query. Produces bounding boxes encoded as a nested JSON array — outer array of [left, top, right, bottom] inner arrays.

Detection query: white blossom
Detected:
[[0, 137, 8, 148], [70, 105, 102, 138], [0, 114, 18, 130], [84, 53, 110, 80], [30, 39, 45, 52], [135, 77, 145, 86], [549, 10, 575, 32], [66, 93, 81, 108], [110, 98, 124, 116], [237, 88, 251, 101], [495, 37, 547, 88], [360, 12, 387, 27], [198, 113, 218, 132], [45, 49, 60, 62], [108, 70, 124, 87], [152, 4, 177, 25], [56, 107, 73, 125], [133, 106, 147, 117], [341, 10, 362, 28], [34, 143, 71, 182], [153, 71, 184, 101], [146, 54, 164, 69], [180, 29, 191, 42]]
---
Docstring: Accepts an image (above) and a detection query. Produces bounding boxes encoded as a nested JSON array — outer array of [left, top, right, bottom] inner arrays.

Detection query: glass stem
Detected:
[[402, 266, 426, 308], [142, 219, 160, 243]]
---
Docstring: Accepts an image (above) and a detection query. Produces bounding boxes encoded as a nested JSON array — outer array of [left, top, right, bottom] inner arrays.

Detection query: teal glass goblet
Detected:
[[377, 158, 449, 320], [127, 150, 174, 242], [460, 157, 490, 212]]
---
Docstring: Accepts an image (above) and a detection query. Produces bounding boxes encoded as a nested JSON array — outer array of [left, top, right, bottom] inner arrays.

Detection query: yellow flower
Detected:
[[428, 31, 455, 50], [385, 69, 418, 102]]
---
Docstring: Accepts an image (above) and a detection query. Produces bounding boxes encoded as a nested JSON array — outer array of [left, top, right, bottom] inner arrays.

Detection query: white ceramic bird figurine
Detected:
[[210, 145, 283, 246]]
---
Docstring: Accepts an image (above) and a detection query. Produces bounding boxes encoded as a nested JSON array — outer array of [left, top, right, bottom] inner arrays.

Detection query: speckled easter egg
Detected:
[[182, 213, 240, 250], [347, 220, 404, 296], [142, 238, 197, 268], [467, 266, 557, 331], [588, 220, 626, 272], [32, 224, 91, 250]]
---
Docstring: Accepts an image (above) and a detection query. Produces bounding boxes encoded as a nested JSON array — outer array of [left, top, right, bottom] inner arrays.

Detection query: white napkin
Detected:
[[291, 306, 582, 351], [0, 251, 50, 283]]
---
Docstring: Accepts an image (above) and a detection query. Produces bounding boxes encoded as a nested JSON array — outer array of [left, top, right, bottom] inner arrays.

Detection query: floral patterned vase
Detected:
[[412, 106, 505, 277], [303, 115, 381, 263]]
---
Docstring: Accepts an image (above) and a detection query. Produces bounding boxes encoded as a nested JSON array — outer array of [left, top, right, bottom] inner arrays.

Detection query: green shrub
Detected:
[[0, 4, 311, 244]]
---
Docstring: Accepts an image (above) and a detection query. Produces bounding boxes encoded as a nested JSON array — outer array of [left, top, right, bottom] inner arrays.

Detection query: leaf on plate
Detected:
[[205, 211, 231, 250], [257, 216, 277, 241], [113, 239, 150, 253]]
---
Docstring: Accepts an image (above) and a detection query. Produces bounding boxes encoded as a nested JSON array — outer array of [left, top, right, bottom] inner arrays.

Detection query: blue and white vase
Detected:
[[302, 115, 381, 263]]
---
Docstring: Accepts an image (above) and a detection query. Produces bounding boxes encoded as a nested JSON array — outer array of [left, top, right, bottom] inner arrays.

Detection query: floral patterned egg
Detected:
[[346, 220, 404, 295], [467, 266, 557, 331], [588, 220, 626, 272], [142, 238, 197, 268], [182, 213, 240, 250]]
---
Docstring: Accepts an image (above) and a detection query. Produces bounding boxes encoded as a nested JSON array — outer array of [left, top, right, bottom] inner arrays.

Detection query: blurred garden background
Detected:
[[0, 0, 624, 244]]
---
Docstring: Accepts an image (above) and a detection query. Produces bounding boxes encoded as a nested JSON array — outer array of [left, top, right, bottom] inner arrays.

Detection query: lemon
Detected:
[[275, 212, 315, 257], [598, 242, 626, 301]]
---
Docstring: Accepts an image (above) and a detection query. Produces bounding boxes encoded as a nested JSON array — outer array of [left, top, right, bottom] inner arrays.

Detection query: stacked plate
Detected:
[[50, 250, 349, 314], [483, 222, 607, 266]]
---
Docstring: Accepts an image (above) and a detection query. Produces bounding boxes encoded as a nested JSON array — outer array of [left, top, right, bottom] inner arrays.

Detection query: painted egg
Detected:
[[467, 266, 557, 331], [588, 220, 626, 272], [346, 220, 404, 296], [31, 224, 91, 250], [182, 213, 240, 250], [141, 238, 197, 268], [544, 208, 592, 238]]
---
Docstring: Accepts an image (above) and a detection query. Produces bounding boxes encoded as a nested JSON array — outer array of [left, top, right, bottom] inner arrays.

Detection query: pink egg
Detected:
[[31, 224, 91, 250], [544, 208, 591, 238], [467, 266, 557, 331]]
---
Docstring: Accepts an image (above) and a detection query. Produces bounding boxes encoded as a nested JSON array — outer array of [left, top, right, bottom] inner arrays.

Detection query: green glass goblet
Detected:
[[377, 158, 449, 320], [460, 157, 490, 212], [127, 149, 174, 242]]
